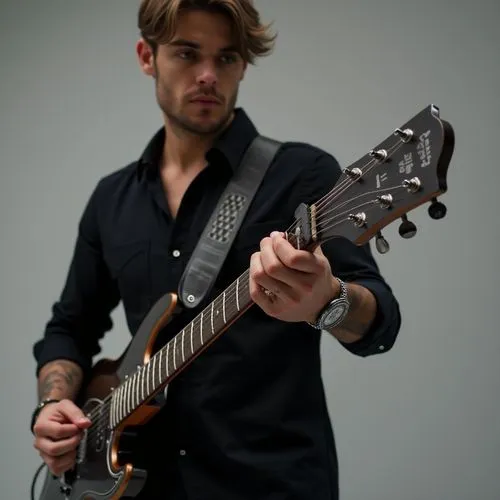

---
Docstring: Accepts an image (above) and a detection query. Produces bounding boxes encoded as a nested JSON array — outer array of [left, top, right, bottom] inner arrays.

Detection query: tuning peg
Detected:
[[399, 214, 417, 239], [375, 231, 390, 254], [369, 149, 388, 161], [428, 197, 447, 220], [394, 128, 413, 143]]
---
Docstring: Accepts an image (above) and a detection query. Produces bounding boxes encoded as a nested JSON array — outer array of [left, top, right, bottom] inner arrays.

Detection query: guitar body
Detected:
[[38, 292, 179, 500]]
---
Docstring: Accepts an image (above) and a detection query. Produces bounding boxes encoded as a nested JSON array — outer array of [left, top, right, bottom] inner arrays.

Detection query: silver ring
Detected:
[[261, 287, 277, 300]]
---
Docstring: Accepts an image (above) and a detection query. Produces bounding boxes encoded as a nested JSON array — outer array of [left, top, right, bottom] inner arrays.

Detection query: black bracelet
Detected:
[[30, 399, 61, 433]]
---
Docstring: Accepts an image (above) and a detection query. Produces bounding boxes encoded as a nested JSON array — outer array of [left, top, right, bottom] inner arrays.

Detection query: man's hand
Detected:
[[33, 399, 91, 477], [249, 231, 338, 323]]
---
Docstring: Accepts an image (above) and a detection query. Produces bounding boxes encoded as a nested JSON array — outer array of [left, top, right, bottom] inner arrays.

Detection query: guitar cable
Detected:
[[30, 462, 47, 500]]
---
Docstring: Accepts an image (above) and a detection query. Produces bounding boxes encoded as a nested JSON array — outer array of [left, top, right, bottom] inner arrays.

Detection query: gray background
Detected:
[[1, 1, 499, 499]]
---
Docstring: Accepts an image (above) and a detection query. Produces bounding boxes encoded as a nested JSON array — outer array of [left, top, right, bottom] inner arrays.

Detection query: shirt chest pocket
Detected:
[[104, 239, 153, 316]]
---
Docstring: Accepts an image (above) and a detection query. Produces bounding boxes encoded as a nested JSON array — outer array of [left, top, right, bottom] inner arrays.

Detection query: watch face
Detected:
[[322, 301, 349, 327]]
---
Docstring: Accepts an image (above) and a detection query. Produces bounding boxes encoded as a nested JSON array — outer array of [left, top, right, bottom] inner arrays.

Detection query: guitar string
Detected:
[[82, 150, 405, 440], [84, 203, 387, 443], [315, 140, 404, 214], [82, 139, 407, 439], [316, 185, 407, 229], [84, 192, 401, 440]]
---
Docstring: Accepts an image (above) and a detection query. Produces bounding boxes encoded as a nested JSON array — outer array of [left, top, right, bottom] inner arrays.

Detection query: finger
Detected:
[[35, 434, 83, 458], [249, 252, 298, 305], [271, 233, 325, 274], [34, 420, 81, 440], [260, 237, 314, 294], [58, 400, 92, 428]]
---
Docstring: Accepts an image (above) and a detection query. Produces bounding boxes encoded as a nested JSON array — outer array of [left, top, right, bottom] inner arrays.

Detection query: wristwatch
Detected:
[[308, 278, 350, 330]]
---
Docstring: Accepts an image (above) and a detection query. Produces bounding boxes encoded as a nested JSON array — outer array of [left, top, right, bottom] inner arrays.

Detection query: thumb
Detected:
[[59, 400, 92, 428]]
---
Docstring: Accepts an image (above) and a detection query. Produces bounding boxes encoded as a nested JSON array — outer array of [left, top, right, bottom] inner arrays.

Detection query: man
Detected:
[[31, 1, 401, 499]]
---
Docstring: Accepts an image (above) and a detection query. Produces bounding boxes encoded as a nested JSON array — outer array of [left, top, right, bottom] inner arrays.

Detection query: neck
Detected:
[[162, 113, 234, 173]]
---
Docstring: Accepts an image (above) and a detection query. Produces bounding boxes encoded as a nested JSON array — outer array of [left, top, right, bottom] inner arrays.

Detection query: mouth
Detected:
[[191, 100, 221, 107], [189, 95, 222, 106]]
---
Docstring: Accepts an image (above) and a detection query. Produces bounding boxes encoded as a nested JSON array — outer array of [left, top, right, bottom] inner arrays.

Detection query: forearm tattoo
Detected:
[[38, 361, 83, 401]]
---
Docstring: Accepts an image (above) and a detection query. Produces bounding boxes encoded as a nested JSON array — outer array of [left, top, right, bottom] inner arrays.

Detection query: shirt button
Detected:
[[172, 250, 181, 258], [378, 345, 385, 351], [179, 449, 187, 456]]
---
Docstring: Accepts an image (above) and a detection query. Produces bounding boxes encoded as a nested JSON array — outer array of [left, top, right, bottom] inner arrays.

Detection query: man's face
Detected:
[[139, 9, 247, 136]]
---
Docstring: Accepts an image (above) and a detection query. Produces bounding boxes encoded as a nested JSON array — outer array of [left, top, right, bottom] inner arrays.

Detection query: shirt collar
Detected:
[[136, 108, 259, 179]]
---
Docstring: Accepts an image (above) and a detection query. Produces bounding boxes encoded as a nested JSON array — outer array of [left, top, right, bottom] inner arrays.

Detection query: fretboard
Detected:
[[108, 225, 309, 429], [109, 269, 253, 428]]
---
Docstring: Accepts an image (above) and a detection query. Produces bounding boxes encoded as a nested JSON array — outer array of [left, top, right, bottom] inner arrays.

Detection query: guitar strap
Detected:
[[177, 134, 282, 309]]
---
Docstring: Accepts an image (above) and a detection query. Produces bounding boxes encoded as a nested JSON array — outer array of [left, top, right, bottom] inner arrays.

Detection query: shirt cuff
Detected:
[[33, 333, 92, 379], [338, 279, 401, 357]]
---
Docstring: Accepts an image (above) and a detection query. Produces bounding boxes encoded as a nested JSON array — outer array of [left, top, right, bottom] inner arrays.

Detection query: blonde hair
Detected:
[[138, 0, 277, 64]]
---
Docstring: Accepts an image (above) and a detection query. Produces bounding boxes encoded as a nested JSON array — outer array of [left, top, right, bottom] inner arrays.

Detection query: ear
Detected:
[[136, 38, 156, 77]]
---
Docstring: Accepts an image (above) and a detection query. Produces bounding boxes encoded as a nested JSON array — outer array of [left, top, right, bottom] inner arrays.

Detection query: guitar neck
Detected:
[[108, 229, 305, 428], [153, 268, 254, 386], [106, 268, 253, 428], [104, 103, 455, 430]]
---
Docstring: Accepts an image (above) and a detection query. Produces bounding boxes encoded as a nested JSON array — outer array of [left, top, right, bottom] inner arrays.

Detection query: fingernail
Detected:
[[270, 231, 281, 238]]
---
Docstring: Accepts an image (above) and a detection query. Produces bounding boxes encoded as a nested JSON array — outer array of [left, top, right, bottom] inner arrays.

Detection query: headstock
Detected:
[[292, 104, 455, 254]]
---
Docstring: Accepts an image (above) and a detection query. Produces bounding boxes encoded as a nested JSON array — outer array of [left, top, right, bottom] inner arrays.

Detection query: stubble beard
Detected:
[[157, 81, 238, 137]]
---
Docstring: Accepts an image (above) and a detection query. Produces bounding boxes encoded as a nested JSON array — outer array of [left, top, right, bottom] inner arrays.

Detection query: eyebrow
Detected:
[[168, 39, 238, 52]]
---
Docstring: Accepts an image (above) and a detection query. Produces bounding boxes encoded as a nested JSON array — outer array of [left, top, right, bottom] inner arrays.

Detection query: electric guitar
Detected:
[[35, 104, 455, 499]]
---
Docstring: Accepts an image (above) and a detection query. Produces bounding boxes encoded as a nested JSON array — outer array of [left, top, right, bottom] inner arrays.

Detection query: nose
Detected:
[[196, 61, 218, 87]]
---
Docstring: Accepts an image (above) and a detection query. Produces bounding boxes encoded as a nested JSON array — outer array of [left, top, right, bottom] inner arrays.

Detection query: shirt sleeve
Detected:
[[287, 149, 402, 357], [32, 181, 121, 379]]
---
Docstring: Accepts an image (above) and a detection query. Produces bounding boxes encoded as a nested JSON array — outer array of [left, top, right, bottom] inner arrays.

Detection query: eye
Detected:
[[177, 49, 197, 61], [220, 54, 238, 65]]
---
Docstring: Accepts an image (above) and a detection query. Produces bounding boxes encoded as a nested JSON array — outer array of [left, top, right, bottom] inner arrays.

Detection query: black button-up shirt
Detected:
[[33, 108, 401, 500]]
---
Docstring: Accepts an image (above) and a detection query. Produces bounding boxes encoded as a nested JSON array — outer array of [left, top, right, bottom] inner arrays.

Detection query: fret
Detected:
[[131, 371, 137, 410], [146, 362, 150, 397], [223, 290, 227, 323], [119, 384, 125, 423], [118, 384, 123, 422], [114, 390, 119, 427], [125, 380, 130, 416], [130, 375, 136, 411], [120, 384, 124, 422], [126, 376, 132, 415], [116, 387, 121, 426], [111, 392, 116, 427], [190, 322, 194, 355], [110, 393, 114, 428], [182, 329, 185, 364], [116, 386, 120, 422], [141, 366, 145, 402], [158, 350, 162, 391], [119, 385, 123, 423], [111, 390, 115, 427], [173, 335, 177, 371], [200, 312, 204, 345], [152, 354, 157, 392], [123, 381, 128, 418], [123, 378, 128, 416], [166, 341, 170, 379], [211, 302, 215, 335], [236, 277, 240, 311]]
